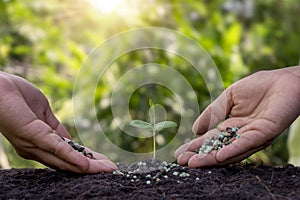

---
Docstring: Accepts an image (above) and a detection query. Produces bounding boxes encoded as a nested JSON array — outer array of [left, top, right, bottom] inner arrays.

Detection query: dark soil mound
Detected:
[[1, 162, 300, 199]]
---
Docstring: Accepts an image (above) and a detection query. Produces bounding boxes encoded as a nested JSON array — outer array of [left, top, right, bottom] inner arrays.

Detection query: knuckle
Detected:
[[49, 137, 70, 156]]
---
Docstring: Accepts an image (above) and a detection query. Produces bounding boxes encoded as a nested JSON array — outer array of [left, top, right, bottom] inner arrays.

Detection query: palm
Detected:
[[176, 69, 300, 167], [0, 72, 116, 173]]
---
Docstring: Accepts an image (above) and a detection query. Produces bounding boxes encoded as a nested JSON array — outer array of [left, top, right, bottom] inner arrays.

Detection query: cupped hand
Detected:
[[0, 72, 117, 173], [175, 66, 300, 167]]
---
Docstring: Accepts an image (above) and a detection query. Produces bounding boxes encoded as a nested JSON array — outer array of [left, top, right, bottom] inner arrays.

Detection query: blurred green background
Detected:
[[0, 0, 299, 168]]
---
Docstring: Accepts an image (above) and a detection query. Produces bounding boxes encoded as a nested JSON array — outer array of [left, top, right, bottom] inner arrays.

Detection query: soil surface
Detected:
[[1, 161, 300, 200]]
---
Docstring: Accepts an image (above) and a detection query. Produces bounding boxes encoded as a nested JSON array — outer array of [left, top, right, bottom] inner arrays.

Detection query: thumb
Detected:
[[192, 89, 232, 135]]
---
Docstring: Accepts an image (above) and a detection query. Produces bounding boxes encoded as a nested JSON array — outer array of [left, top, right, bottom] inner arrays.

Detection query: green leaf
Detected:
[[149, 99, 154, 107], [130, 120, 154, 131], [154, 121, 177, 132]]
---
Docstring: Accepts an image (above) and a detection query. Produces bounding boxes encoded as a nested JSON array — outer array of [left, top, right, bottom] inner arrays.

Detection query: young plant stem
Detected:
[[153, 128, 156, 159], [152, 107, 156, 159], [130, 99, 177, 160]]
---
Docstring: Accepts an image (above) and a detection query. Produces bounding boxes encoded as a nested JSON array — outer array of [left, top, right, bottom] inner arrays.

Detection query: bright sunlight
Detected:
[[87, 0, 124, 14]]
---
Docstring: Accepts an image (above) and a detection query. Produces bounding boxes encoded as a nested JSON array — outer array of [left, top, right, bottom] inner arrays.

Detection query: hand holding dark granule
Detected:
[[0, 71, 117, 173]]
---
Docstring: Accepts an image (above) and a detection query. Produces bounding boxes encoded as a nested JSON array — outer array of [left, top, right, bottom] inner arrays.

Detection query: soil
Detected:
[[1, 161, 300, 200]]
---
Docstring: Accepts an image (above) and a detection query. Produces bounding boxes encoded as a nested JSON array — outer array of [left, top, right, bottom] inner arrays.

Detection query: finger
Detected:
[[175, 129, 220, 159], [177, 145, 260, 168], [59, 137, 111, 161], [216, 144, 270, 165], [175, 129, 220, 157], [82, 147, 110, 160], [174, 142, 190, 158], [18, 147, 90, 173], [216, 129, 270, 163], [88, 159, 117, 173], [178, 129, 221, 156], [192, 89, 233, 135], [176, 129, 220, 166], [186, 143, 269, 168], [36, 135, 117, 173], [36, 131, 117, 172], [25, 119, 85, 167], [188, 151, 219, 168], [24, 119, 117, 172], [177, 151, 197, 166], [183, 128, 271, 167], [20, 146, 117, 173]]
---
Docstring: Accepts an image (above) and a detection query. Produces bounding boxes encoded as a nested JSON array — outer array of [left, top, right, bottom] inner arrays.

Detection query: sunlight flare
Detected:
[[88, 0, 124, 14]]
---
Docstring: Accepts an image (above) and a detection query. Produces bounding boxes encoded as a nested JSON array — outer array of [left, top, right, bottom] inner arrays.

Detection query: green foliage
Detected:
[[130, 100, 177, 159], [0, 0, 299, 167], [130, 120, 154, 132]]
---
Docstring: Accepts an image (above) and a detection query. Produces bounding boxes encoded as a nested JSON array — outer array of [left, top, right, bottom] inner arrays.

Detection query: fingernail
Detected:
[[216, 148, 226, 162], [99, 160, 118, 172]]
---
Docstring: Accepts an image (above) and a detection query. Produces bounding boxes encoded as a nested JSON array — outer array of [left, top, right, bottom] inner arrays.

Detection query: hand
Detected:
[[175, 66, 300, 167], [0, 72, 117, 173]]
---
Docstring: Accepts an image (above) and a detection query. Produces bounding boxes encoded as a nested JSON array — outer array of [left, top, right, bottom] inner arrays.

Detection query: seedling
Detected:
[[130, 99, 177, 159]]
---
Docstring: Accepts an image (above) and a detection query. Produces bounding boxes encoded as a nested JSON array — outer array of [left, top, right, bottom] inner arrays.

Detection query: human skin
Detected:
[[175, 66, 300, 167], [0, 72, 117, 173]]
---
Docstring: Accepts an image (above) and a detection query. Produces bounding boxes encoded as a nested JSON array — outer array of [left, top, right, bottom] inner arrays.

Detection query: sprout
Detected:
[[130, 99, 177, 159]]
